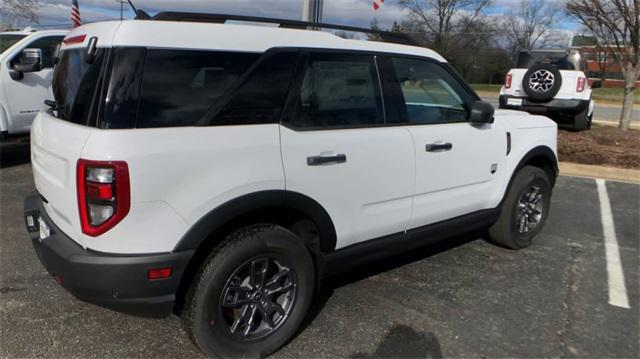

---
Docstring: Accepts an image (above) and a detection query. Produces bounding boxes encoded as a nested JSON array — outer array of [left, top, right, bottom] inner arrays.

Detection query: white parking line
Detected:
[[596, 179, 630, 309]]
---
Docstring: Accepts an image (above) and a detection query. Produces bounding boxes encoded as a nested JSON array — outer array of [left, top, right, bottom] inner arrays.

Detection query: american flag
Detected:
[[71, 0, 81, 28], [373, 0, 384, 10]]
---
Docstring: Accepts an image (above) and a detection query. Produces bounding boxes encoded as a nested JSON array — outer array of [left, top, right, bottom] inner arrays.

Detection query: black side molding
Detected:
[[320, 208, 500, 277]]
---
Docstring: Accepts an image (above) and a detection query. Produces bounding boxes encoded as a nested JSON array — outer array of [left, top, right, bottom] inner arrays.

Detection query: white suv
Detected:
[[23, 13, 558, 358], [0, 28, 67, 140], [500, 49, 595, 131]]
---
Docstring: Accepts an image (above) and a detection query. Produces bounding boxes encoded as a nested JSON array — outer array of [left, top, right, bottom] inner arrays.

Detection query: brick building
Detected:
[[571, 35, 639, 88]]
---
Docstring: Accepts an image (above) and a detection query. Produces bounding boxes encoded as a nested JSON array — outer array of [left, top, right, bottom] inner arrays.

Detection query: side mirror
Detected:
[[10, 48, 43, 80], [591, 80, 602, 89], [469, 100, 495, 125]]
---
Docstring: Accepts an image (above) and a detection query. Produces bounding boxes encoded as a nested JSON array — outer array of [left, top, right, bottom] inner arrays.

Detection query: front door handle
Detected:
[[307, 153, 347, 166], [425, 142, 453, 152]]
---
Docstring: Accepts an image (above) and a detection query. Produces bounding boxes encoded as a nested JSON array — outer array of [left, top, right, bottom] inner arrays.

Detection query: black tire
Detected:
[[522, 64, 562, 101], [183, 225, 315, 358], [572, 107, 590, 131], [488, 166, 552, 249]]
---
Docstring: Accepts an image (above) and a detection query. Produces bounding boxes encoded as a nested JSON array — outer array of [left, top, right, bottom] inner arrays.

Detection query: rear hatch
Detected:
[[31, 32, 110, 246], [31, 114, 92, 244]]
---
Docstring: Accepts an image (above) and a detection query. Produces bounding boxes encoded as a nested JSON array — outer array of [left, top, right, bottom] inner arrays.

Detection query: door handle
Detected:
[[307, 153, 347, 166], [425, 142, 453, 152]]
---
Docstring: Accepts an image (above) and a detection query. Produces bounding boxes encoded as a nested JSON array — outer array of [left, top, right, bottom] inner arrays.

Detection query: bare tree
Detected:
[[400, 0, 491, 57], [0, 0, 41, 28], [567, 0, 639, 130], [502, 0, 563, 57]]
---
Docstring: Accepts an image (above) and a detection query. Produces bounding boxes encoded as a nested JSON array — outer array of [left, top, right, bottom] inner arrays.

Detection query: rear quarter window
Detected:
[[135, 50, 260, 128]]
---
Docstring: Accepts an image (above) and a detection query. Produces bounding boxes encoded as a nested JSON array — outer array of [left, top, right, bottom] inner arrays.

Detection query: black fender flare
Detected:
[[515, 145, 558, 181], [173, 190, 337, 252]]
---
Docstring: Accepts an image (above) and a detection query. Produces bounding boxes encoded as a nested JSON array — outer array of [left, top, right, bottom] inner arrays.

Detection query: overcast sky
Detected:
[[24, 0, 579, 32]]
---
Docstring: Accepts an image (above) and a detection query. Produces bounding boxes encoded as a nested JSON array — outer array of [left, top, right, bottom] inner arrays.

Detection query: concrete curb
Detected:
[[559, 162, 640, 184], [592, 120, 640, 129]]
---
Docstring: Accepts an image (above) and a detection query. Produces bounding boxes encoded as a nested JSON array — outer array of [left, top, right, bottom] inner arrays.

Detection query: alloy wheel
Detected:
[[516, 185, 544, 234], [528, 70, 555, 93], [219, 256, 296, 341]]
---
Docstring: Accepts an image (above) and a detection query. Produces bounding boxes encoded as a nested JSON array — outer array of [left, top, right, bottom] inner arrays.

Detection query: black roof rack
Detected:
[[149, 12, 418, 46]]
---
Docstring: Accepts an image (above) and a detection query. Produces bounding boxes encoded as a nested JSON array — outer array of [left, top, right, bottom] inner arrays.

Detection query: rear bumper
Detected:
[[23, 192, 194, 318], [499, 95, 589, 115]]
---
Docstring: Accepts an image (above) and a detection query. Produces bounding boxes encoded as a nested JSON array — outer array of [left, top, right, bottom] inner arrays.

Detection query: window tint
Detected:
[[101, 47, 146, 129], [11, 36, 64, 68], [136, 50, 259, 128], [392, 58, 473, 125], [213, 51, 297, 125], [0, 34, 26, 54], [52, 48, 105, 125], [291, 53, 383, 128]]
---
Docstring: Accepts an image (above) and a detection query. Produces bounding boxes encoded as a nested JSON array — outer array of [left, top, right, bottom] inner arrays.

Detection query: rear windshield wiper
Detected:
[[44, 99, 63, 117]]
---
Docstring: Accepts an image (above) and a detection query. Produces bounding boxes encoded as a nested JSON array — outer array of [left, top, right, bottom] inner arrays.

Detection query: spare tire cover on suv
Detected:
[[522, 64, 562, 101]]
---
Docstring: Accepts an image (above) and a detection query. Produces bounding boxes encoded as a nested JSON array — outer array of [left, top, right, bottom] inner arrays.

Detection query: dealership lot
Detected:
[[1, 143, 638, 358]]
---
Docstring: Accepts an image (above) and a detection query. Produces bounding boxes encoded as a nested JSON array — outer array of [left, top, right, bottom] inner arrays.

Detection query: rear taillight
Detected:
[[576, 77, 586, 92], [62, 34, 86, 44], [77, 159, 130, 236], [504, 74, 513, 89]]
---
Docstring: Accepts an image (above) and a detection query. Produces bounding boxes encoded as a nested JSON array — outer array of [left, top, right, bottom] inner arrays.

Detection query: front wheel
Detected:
[[183, 225, 315, 358], [488, 166, 552, 249]]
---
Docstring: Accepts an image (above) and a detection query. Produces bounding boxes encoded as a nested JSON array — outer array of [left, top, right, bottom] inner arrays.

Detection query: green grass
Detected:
[[470, 84, 502, 93], [591, 87, 638, 104], [470, 84, 639, 105]]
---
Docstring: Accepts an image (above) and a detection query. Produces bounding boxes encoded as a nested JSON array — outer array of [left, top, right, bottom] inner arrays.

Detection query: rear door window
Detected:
[[288, 53, 384, 129], [211, 51, 298, 126], [136, 50, 259, 128]]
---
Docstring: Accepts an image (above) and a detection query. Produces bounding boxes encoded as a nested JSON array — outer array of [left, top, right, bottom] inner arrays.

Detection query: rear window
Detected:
[[516, 50, 583, 71], [51, 47, 297, 129], [52, 49, 106, 125]]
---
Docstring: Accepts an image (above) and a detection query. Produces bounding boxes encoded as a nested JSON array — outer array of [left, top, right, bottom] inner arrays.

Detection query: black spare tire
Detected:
[[522, 64, 562, 101]]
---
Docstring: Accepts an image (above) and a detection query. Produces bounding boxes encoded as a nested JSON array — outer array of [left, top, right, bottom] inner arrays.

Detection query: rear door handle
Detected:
[[425, 142, 453, 152], [307, 153, 347, 166]]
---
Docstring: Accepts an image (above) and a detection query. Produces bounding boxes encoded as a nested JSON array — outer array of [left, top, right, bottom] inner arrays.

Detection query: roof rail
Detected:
[[149, 12, 418, 46]]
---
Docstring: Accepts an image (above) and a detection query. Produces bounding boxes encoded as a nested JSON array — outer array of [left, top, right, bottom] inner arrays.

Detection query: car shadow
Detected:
[[1, 137, 31, 168], [323, 230, 483, 290], [350, 324, 443, 358], [298, 230, 483, 337]]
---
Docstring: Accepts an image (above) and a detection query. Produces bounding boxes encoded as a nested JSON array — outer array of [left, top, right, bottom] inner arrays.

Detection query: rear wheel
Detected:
[[183, 225, 315, 358], [488, 166, 552, 249]]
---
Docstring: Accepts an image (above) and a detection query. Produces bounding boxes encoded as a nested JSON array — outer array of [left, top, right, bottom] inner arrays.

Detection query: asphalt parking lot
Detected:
[[1, 141, 638, 358]]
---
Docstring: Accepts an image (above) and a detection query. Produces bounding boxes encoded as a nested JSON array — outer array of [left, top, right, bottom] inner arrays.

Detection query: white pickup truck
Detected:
[[0, 28, 67, 140]]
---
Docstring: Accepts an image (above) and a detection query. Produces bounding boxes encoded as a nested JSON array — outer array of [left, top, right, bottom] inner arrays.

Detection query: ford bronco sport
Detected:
[[499, 49, 596, 131], [23, 13, 558, 358]]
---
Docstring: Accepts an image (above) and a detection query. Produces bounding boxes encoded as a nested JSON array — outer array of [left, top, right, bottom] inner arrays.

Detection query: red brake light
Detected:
[[77, 159, 130, 237], [577, 77, 586, 92], [504, 74, 512, 89], [148, 267, 173, 280], [62, 34, 86, 45]]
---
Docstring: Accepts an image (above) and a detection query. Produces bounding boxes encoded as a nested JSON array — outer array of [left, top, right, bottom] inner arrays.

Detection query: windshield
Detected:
[[52, 49, 106, 124], [0, 34, 27, 54]]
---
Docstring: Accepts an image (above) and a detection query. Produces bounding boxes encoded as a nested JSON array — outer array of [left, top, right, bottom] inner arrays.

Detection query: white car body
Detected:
[[0, 29, 68, 137], [24, 16, 558, 329], [30, 20, 557, 254], [499, 49, 595, 130]]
